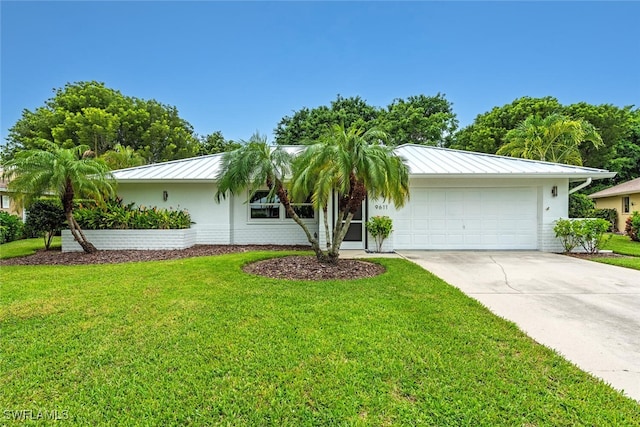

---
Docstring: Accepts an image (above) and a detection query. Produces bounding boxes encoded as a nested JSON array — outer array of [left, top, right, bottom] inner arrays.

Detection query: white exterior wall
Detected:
[[229, 192, 317, 245], [112, 178, 572, 251], [117, 183, 317, 246], [538, 178, 570, 252], [117, 182, 231, 244]]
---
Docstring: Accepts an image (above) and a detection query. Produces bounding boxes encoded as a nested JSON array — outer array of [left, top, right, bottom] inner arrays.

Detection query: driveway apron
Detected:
[[398, 251, 640, 402]]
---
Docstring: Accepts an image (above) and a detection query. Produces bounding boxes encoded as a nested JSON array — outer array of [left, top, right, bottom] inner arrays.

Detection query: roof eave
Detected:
[[115, 178, 217, 184], [408, 173, 616, 180], [590, 190, 640, 199]]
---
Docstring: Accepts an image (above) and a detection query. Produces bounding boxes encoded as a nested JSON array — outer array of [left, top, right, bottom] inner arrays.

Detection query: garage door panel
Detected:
[[393, 187, 538, 250]]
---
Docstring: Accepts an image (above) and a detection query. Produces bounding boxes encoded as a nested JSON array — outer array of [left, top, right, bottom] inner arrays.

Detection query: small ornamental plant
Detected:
[[625, 211, 640, 242], [366, 215, 393, 253]]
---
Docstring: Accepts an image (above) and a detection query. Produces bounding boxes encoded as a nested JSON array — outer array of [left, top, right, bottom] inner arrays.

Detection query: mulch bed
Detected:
[[1, 245, 385, 280], [566, 252, 631, 260], [243, 255, 385, 281]]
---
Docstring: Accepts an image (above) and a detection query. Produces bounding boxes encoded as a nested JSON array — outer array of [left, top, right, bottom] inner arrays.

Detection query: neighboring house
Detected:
[[589, 177, 640, 232], [111, 144, 615, 252], [0, 168, 23, 219]]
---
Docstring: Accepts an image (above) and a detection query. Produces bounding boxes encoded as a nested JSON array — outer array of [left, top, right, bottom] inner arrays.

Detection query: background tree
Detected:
[[196, 131, 241, 155], [24, 199, 66, 249], [563, 103, 636, 169], [4, 81, 200, 163], [274, 95, 381, 145], [274, 93, 459, 147], [3, 143, 115, 253], [290, 125, 409, 264], [376, 94, 458, 146], [497, 114, 603, 165]]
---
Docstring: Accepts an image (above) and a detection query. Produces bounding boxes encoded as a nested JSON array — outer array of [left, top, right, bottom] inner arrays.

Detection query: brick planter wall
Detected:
[[62, 229, 197, 252]]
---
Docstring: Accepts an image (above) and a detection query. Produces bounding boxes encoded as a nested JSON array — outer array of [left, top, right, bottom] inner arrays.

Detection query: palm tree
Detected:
[[214, 133, 320, 247], [3, 142, 115, 253], [291, 124, 409, 264], [100, 143, 146, 170], [497, 114, 603, 165], [215, 127, 410, 264]]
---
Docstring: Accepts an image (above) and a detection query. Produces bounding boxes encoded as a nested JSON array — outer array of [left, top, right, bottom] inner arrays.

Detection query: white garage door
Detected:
[[393, 187, 538, 250]]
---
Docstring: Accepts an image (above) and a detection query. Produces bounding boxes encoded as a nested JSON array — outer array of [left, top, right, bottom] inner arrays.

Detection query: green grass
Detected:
[[593, 257, 640, 270], [2, 253, 638, 426], [0, 236, 61, 259], [594, 233, 640, 271], [603, 233, 640, 256]]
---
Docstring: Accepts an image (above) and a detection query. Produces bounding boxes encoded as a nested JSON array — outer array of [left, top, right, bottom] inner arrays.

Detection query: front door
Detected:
[[337, 197, 366, 250]]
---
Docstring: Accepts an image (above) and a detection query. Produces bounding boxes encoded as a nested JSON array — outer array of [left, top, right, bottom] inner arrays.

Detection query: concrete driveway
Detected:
[[397, 251, 640, 402]]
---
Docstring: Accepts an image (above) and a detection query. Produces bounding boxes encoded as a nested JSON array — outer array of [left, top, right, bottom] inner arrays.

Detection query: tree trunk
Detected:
[[65, 210, 97, 253], [62, 179, 97, 254]]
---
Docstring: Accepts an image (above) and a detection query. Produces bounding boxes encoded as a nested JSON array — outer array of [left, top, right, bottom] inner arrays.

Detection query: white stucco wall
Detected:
[[538, 178, 570, 252], [117, 183, 317, 246], [114, 178, 573, 251], [229, 192, 318, 245]]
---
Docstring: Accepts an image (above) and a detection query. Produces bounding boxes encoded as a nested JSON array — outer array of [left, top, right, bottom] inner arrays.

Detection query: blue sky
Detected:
[[1, 1, 639, 144]]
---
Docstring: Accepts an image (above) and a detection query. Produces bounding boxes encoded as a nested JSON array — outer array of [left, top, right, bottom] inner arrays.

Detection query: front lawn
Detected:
[[595, 233, 640, 271], [603, 233, 640, 256], [2, 253, 638, 425], [0, 236, 61, 259]]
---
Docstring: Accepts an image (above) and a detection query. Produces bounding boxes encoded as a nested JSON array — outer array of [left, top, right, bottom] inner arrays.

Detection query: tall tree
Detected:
[[4, 81, 200, 163], [290, 125, 409, 264], [563, 102, 637, 169], [376, 94, 458, 146], [450, 96, 563, 153], [3, 143, 115, 253], [196, 131, 241, 155], [274, 95, 380, 145], [497, 114, 603, 165]]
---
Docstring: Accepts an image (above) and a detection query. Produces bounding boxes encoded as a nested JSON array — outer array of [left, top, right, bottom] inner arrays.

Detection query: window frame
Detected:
[[622, 196, 630, 214], [248, 190, 316, 223], [0, 194, 10, 209]]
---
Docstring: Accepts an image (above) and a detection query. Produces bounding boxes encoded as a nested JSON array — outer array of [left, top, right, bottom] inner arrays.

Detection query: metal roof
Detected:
[[589, 177, 640, 199], [112, 153, 224, 182], [395, 144, 615, 180], [112, 144, 616, 182]]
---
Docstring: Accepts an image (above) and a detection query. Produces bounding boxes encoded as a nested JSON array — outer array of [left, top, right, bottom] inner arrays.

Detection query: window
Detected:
[[250, 191, 280, 219], [286, 195, 315, 219], [249, 190, 315, 221], [0, 195, 10, 209], [622, 196, 630, 214]]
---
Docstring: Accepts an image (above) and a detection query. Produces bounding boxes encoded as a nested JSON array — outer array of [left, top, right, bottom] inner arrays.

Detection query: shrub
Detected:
[[366, 216, 393, 253], [0, 212, 24, 244], [592, 208, 618, 232], [554, 218, 610, 254], [553, 218, 581, 253], [24, 199, 67, 249], [568, 193, 594, 218], [74, 198, 192, 230], [625, 211, 640, 242], [574, 218, 611, 254]]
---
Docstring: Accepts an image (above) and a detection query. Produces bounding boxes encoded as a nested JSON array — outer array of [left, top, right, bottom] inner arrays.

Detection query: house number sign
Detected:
[[374, 204, 389, 210]]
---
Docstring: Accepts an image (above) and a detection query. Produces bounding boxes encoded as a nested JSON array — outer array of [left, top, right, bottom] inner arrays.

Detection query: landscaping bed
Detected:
[[0, 244, 384, 280]]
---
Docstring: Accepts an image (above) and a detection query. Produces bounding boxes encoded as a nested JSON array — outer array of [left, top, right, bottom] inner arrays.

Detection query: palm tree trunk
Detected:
[[65, 211, 97, 253]]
